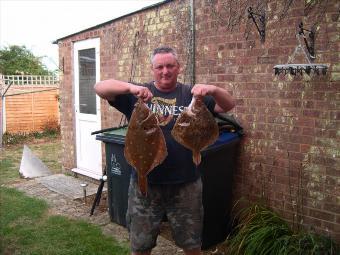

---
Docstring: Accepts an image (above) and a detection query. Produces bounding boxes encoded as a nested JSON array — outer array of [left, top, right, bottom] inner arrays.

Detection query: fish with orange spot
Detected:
[[171, 96, 219, 166], [124, 98, 168, 195]]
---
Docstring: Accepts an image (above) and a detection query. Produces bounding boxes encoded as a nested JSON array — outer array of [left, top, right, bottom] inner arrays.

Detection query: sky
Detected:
[[0, 0, 163, 71]]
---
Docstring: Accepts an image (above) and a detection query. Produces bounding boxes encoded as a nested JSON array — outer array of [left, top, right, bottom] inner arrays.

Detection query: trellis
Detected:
[[0, 75, 59, 86]]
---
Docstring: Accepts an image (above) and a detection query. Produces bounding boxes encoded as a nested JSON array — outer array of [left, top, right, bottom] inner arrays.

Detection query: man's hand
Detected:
[[129, 84, 153, 102], [191, 84, 216, 97], [191, 83, 235, 113]]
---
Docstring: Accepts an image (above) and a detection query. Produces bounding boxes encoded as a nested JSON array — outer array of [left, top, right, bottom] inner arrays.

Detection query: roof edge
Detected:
[[53, 0, 173, 44]]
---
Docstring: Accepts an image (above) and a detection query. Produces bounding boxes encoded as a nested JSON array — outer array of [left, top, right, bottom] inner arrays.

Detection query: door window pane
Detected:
[[78, 48, 96, 114]]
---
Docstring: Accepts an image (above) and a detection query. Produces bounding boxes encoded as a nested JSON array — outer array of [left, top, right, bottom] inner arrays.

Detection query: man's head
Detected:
[[151, 46, 180, 92]]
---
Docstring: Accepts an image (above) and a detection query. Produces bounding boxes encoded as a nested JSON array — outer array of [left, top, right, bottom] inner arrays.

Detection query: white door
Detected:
[[73, 38, 102, 179]]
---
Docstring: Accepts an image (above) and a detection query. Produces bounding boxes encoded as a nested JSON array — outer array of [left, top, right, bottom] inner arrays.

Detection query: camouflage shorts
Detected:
[[126, 177, 203, 252]]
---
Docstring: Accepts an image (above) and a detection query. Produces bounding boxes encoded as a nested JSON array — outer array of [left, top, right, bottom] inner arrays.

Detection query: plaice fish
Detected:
[[124, 98, 167, 195], [171, 96, 219, 166]]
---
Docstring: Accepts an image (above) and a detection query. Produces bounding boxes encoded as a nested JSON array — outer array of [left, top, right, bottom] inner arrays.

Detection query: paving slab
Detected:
[[36, 173, 106, 200]]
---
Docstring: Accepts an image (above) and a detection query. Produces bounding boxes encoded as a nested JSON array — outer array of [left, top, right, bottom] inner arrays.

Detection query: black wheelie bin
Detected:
[[199, 130, 241, 250], [96, 127, 130, 226]]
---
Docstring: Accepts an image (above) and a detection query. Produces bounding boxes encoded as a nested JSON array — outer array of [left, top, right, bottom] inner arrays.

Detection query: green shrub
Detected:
[[42, 118, 60, 135], [225, 204, 338, 255], [2, 126, 60, 146], [2, 132, 32, 145]]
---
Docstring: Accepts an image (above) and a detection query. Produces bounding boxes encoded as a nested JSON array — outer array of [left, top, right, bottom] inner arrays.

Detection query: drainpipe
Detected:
[[190, 0, 196, 85]]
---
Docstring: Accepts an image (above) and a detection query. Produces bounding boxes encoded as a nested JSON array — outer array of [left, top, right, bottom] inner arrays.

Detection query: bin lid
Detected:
[[97, 128, 239, 148], [203, 131, 239, 153], [96, 127, 127, 144], [214, 131, 239, 146]]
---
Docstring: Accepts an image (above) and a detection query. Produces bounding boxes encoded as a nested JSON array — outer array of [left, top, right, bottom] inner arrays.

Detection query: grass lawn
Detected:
[[0, 137, 62, 184], [0, 136, 130, 254]]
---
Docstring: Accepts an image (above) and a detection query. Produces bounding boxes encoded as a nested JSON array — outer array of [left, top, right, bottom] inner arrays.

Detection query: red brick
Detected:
[[323, 202, 340, 214], [301, 216, 323, 228], [308, 208, 336, 222], [257, 56, 277, 64], [337, 215, 340, 224], [217, 74, 235, 82], [325, 167, 339, 177], [330, 111, 340, 120]]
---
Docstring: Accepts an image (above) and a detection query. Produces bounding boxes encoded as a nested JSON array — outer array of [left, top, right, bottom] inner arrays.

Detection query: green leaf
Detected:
[[0, 45, 51, 75]]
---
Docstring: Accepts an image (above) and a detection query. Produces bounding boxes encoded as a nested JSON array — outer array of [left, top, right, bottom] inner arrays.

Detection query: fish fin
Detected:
[[145, 127, 157, 135], [193, 152, 202, 166], [186, 96, 198, 116], [141, 112, 155, 125], [188, 96, 196, 108], [186, 109, 196, 116], [178, 122, 190, 127], [138, 175, 148, 196], [158, 114, 173, 126]]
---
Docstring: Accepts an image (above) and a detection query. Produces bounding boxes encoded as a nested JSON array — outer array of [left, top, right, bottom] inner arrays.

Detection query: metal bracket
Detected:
[[273, 64, 328, 76], [298, 22, 315, 59], [248, 7, 265, 42]]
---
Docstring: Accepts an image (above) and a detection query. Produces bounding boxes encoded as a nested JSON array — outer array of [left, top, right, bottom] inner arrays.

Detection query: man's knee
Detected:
[[184, 247, 201, 255], [131, 251, 152, 255]]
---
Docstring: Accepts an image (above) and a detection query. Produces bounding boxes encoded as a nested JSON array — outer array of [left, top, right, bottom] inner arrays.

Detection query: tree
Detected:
[[0, 45, 50, 75]]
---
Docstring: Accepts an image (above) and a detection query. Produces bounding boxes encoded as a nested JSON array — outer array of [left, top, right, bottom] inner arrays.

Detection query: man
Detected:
[[94, 46, 235, 255]]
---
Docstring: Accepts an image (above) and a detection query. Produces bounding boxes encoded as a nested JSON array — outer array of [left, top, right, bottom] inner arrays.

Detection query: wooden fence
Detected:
[[0, 75, 60, 134]]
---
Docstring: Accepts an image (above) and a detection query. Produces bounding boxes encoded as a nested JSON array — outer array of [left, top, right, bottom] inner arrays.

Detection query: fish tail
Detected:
[[193, 152, 202, 166], [138, 175, 148, 196]]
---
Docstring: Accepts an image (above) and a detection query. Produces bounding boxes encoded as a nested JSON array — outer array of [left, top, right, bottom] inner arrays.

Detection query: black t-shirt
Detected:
[[109, 82, 216, 184]]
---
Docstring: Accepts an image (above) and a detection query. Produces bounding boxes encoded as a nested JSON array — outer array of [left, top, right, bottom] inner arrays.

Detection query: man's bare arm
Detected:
[[94, 79, 153, 102]]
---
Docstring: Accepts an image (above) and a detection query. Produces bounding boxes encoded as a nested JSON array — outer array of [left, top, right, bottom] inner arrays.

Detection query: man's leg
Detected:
[[131, 251, 151, 255], [126, 179, 164, 254], [166, 178, 204, 254], [183, 247, 201, 255]]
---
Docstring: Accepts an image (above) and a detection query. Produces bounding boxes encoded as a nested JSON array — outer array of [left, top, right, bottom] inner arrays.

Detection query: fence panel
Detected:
[[1, 75, 60, 134]]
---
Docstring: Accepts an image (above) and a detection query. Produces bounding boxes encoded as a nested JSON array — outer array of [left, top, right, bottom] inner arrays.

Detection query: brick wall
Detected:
[[57, 0, 339, 241]]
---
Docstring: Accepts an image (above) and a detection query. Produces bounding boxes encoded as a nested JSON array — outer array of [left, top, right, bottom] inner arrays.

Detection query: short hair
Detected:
[[151, 46, 178, 64]]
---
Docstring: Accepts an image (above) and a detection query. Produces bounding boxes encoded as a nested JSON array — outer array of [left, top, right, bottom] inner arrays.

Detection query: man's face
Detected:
[[151, 53, 180, 91]]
